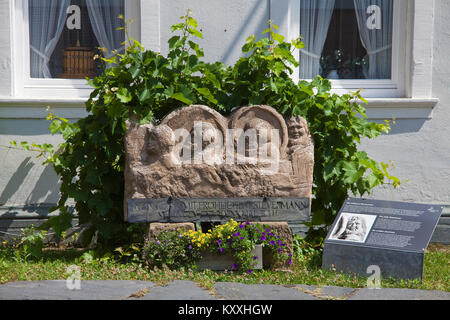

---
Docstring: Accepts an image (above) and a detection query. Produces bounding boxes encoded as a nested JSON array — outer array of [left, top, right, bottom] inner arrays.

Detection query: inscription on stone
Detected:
[[127, 198, 309, 224], [322, 198, 443, 280]]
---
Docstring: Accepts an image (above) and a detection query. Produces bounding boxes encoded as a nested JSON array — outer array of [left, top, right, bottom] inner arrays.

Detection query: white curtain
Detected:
[[299, 0, 335, 79], [29, 0, 70, 78], [354, 0, 393, 79], [86, 0, 125, 59]]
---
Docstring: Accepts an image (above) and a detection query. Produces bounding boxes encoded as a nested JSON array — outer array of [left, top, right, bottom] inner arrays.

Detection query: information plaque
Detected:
[[322, 198, 443, 280]]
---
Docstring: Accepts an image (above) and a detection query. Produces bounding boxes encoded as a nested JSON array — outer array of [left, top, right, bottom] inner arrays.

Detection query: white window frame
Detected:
[[271, 0, 438, 120], [271, 0, 408, 98], [11, 0, 141, 99]]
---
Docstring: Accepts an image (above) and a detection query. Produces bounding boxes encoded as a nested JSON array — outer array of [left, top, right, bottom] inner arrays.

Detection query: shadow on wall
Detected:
[[0, 157, 34, 205], [0, 119, 61, 136], [375, 119, 428, 135], [0, 158, 60, 207], [26, 164, 61, 205]]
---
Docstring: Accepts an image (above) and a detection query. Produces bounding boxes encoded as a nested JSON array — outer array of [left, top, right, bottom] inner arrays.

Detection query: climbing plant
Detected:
[[12, 11, 399, 248]]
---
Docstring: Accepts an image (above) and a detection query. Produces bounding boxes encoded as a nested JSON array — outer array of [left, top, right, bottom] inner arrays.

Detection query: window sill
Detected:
[[0, 97, 439, 120], [362, 98, 439, 120]]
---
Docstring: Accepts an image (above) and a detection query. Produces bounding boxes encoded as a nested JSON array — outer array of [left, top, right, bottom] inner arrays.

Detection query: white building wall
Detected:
[[360, 0, 450, 241], [0, 0, 448, 241], [359, 0, 449, 203], [0, 0, 11, 96]]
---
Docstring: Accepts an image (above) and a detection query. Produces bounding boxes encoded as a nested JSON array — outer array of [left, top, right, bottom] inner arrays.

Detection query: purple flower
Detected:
[[233, 232, 240, 237], [252, 256, 258, 260], [239, 237, 244, 240], [265, 228, 270, 232], [288, 259, 292, 265], [247, 269, 253, 274], [260, 236, 266, 241], [188, 245, 192, 250], [239, 224, 245, 229], [245, 221, 250, 225], [156, 240, 161, 245], [270, 240, 276, 246], [218, 247, 225, 253], [232, 264, 238, 270], [217, 239, 222, 245], [277, 248, 282, 253], [278, 240, 283, 245]]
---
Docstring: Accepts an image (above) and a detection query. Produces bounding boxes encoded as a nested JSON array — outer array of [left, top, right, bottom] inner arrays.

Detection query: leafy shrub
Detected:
[[18, 226, 48, 260], [12, 11, 399, 248], [142, 230, 202, 270]]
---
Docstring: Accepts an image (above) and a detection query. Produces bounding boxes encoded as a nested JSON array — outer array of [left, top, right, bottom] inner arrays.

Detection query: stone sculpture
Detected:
[[124, 105, 314, 220]]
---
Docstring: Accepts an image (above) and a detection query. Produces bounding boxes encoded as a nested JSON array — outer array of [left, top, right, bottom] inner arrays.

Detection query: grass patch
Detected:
[[0, 243, 448, 292]]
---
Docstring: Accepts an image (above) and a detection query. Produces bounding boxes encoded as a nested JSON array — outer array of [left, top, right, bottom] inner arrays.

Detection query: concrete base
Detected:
[[322, 243, 424, 280]]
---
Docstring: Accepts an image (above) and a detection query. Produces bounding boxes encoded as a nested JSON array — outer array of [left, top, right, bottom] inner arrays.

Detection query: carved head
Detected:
[[147, 125, 176, 155], [287, 117, 307, 140], [244, 119, 275, 143]]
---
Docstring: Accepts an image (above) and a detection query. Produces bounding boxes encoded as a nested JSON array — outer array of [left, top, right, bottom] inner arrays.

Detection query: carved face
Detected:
[[288, 118, 307, 140], [147, 125, 176, 155], [201, 122, 220, 147], [188, 122, 220, 151], [244, 119, 275, 143]]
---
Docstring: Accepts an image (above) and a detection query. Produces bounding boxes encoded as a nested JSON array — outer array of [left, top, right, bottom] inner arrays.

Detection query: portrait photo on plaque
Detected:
[[328, 213, 377, 243]]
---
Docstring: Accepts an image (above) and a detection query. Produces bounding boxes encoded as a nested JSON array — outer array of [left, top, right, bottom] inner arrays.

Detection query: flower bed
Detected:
[[142, 219, 292, 273]]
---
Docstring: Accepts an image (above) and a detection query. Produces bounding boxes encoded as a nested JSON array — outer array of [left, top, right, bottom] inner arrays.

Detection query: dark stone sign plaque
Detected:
[[127, 197, 310, 224], [322, 198, 443, 280]]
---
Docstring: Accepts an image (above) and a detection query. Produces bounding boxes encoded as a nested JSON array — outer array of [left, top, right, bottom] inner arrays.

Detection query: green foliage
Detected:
[[11, 11, 399, 248], [142, 230, 202, 270], [113, 243, 142, 263], [292, 235, 321, 259], [203, 221, 292, 273], [18, 226, 48, 260], [143, 220, 291, 273]]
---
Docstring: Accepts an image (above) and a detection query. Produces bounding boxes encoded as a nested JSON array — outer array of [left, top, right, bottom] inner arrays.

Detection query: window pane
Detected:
[[299, 0, 393, 80], [28, 0, 125, 79]]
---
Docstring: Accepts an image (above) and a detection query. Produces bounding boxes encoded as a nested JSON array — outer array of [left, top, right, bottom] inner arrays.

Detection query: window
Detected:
[[28, 0, 125, 79], [300, 0, 393, 81], [12, 0, 139, 98], [272, 0, 409, 98]]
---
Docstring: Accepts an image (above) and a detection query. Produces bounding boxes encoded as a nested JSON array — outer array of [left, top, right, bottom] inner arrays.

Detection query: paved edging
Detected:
[[0, 280, 448, 300]]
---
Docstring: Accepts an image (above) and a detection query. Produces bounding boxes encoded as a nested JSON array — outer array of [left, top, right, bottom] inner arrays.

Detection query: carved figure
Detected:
[[124, 105, 314, 219]]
